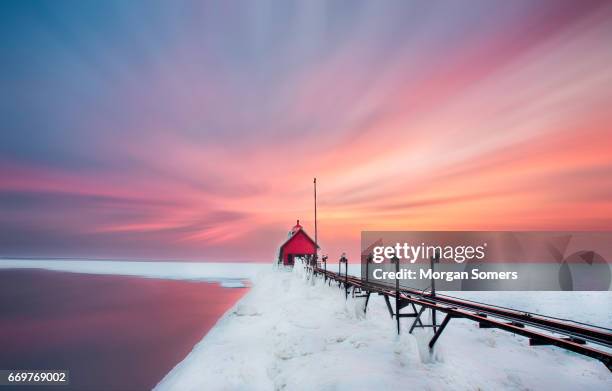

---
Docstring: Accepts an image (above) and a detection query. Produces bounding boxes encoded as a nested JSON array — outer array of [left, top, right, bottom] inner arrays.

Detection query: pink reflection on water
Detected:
[[0, 269, 247, 390]]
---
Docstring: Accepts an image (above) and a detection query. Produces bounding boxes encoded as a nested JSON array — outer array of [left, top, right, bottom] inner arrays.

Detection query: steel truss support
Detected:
[[381, 296, 427, 334], [429, 314, 453, 349], [363, 292, 371, 313], [383, 295, 394, 318], [409, 305, 427, 334]]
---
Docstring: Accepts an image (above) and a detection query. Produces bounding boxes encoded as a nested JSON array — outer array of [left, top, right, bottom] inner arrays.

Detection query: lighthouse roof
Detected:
[[281, 219, 319, 249], [290, 220, 303, 235]]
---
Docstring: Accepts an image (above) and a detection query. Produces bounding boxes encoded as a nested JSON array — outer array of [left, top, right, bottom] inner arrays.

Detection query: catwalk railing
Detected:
[[304, 261, 612, 372]]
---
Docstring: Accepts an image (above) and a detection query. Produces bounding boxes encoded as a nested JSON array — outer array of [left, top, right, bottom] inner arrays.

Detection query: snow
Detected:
[[156, 264, 612, 391], [2, 259, 609, 388], [0, 259, 266, 287]]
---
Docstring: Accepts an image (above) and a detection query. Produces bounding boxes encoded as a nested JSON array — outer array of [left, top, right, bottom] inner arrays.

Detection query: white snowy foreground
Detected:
[[156, 265, 612, 391]]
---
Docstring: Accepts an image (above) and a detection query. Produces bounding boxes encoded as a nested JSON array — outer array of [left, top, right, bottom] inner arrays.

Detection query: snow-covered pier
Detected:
[[309, 261, 612, 372], [156, 264, 612, 390]]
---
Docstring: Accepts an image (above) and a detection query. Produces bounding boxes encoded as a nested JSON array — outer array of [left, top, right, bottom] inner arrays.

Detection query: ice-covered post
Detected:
[[345, 257, 349, 299], [322, 255, 328, 282], [430, 249, 441, 332], [339, 253, 348, 299], [366, 253, 373, 283], [391, 253, 400, 334]]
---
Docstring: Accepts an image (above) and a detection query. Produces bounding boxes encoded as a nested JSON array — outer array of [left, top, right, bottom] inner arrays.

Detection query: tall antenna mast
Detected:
[[314, 177, 318, 257]]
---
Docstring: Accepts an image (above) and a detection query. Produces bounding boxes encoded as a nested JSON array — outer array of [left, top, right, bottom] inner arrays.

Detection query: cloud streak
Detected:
[[1, 0, 611, 261]]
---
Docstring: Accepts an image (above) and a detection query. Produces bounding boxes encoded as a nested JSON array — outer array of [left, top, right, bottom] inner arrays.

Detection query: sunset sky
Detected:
[[1, 0, 611, 262]]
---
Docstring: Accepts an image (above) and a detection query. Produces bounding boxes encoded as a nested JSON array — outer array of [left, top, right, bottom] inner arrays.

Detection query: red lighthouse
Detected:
[[277, 220, 319, 266]]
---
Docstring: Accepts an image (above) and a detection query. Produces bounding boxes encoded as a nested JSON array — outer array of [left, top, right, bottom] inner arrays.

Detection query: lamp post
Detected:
[[313, 178, 318, 264], [366, 253, 373, 283], [322, 255, 328, 281], [430, 249, 441, 331], [391, 253, 400, 334], [339, 253, 348, 298]]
